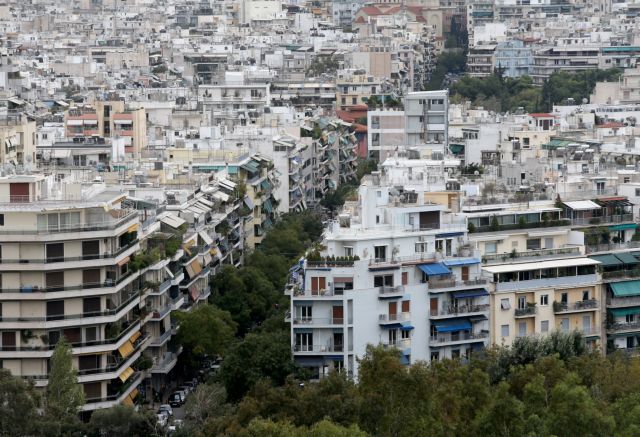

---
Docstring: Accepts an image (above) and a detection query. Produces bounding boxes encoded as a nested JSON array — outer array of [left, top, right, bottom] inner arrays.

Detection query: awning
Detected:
[[117, 256, 131, 267], [597, 197, 633, 207], [333, 277, 353, 283], [453, 289, 489, 299], [213, 191, 230, 202], [197, 197, 214, 208], [129, 388, 139, 400], [433, 319, 471, 333], [610, 223, 638, 231], [589, 254, 622, 268], [119, 366, 134, 383], [185, 259, 202, 278], [122, 396, 134, 407], [218, 178, 236, 190], [189, 285, 199, 301], [443, 258, 481, 267], [611, 281, 640, 297], [244, 195, 254, 210], [127, 224, 139, 233], [401, 325, 414, 331], [129, 331, 141, 343], [260, 180, 270, 191], [114, 119, 133, 125], [56, 100, 69, 107], [83, 119, 98, 125], [615, 253, 640, 265], [117, 341, 135, 358], [610, 307, 640, 317], [50, 149, 71, 159], [417, 263, 451, 276], [563, 200, 601, 210], [199, 231, 213, 246], [435, 232, 465, 238], [241, 161, 260, 173], [263, 199, 273, 213], [66, 119, 83, 126], [203, 251, 212, 266]]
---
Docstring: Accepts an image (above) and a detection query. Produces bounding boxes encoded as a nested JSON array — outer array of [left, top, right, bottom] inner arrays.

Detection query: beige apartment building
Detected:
[[484, 258, 603, 350], [0, 174, 161, 410]]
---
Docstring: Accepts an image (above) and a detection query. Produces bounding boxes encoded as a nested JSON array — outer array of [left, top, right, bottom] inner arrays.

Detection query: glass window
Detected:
[[541, 320, 549, 332], [500, 298, 510, 310], [485, 242, 497, 254], [501, 324, 509, 338], [540, 294, 548, 306]]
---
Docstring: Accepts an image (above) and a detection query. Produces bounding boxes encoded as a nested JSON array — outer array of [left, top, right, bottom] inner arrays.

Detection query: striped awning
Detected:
[[129, 331, 141, 343], [119, 366, 134, 383], [117, 341, 134, 358]]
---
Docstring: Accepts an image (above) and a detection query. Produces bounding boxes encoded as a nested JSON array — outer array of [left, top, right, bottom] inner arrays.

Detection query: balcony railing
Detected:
[[85, 372, 142, 404], [381, 339, 412, 349], [4, 270, 135, 294], [0, 210, 138, 234], [427, 277, 487, 290], [0, 240, 139, 265], [431, 304, 490, 317], [292, 317, 344, 325], [471, 219, 570, 234], [293, 344, 343, 352], [609, 295, 640, 307], [481, 247, 581, 264], [569, 214, 633, 227], [378, 285, 405, 296], [515, 306, 538, 317], [378, 312, 411, 322], [586, 241, 640, 254], [608, 321, 640, 333], [553, 299, 598, 313], [429, 332, 488, 345]]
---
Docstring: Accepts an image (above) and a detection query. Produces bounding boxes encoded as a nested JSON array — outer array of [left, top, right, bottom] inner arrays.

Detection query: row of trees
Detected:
[[450, 69, 622, 113], [174, 332, 640, 437]]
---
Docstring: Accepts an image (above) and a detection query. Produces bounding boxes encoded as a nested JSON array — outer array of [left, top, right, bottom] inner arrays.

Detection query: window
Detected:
[[46, 300, 65, 321], [376, 215, 380, 224], [0, 214, 4, 226], [374, 245, 387, 261], [518, 322, 527, 337], [582, 290, 589, 301], [85, 326, 98, 343], [401, 272, 408, 286], [295, 332, 313, 351], [388, 329, 398, 345], [431, 351, 439, 361], [299, 305, 312, 321], [485, 242, 497, 254], [627, 314, 635, 323], [500, 298, 511, 310], [517, 296, 526, 310], [501, 324, 510, 338], [561, 292, 568, 304], [401, 329, 411, 339], [415, 242, 427, 253], [541, 320, 549, 333], [374, 275, 393, 287], [401, 300, 410, 313], [82, 240, 100, 259], [560, 318, 569, 332], [45, 271, 64, 291], [46, 243, 64, 262], [540, 294, 549, 306], [526, 238, 541, 250], [635, 188, 640, 196], [344, 247, 353, 257]]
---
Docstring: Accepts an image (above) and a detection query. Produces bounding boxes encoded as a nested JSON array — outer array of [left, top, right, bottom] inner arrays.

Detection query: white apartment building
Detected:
[[404, 90, 449, 154], [287, 172, 489, 379]]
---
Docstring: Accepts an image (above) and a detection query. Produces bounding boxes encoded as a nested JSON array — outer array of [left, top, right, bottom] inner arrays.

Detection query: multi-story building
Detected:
[[286, 172, 489, 379], [0, 174, 148, 411], [484, 257, 602, 349], [404, 90, 449, 152]]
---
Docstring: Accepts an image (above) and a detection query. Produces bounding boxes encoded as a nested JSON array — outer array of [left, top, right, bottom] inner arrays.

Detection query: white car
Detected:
[[156, 413, 168, 427], [159, 404, 173, 417]]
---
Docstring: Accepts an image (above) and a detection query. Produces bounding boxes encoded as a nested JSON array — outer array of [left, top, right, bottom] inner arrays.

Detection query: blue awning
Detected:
[[417, 263, 451, 276], [443, 258, 481, 267], [433, 319, 471, 333], [401, 325, 414, 331], [452, 289, 488, 299], [435, 232, 464, 238], [400, 355, 410, 365]]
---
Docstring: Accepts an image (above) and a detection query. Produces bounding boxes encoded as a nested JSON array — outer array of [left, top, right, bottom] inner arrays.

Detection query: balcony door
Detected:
[[332, 306, 343, 324]]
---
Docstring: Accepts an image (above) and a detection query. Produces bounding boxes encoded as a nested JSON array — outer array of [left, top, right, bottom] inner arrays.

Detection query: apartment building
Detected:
[[367, 109, 405, 160], [0, 111, 36, 166], [336, 73, 382, 111], [287, 172, 489, 379], [404, 90, 449, 152], [0, 175, 148, 411], [484, 258, 602, 349]]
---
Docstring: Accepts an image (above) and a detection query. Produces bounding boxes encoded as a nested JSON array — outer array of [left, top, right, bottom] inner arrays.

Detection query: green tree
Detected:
[[0, 369, 40, 436], [173, 304, 236, 368], [45, 338, 85, 429], [221, 330, 295, 401], [472, 381, 525, 436], [87, 405, 157, 437], [184, 383, 229, 429]]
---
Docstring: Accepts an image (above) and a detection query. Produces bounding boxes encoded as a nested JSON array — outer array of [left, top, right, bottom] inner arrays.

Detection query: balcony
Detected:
[[471, 219, 570, 234], [570, 214, 634, 227], [586, 241, 640, 254], [151, 351, 179, 374], [378, 285, 405, 297], [608, 321, 640, 334], [609, 295, 640, 308], [292, 287, 345, 299], [602, 269, 640, 281], [0, 210, 138, 236], [292, 317, 344, 326], [515, 306, 538, 317], [149, 329, 172, 347], [429, 332, 488, 347], [481, 247, 581, 265], [293, 344, 343, 353], [82, 372, 143, 411], [553, 299, 598, 313], [427, 277, 487, 291], [381, 339, 411, 351], [3, 269, 137, 295], [430, 304, 490, 318], [378, 312, 411, 324]]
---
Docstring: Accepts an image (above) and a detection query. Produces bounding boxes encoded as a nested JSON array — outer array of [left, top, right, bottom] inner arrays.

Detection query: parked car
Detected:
[[178, 385, 191, 396], [156, 413, 168, 427], [168, 393, 182, 408], [159, 404, 173, 417], [175, 390, 186, 404]]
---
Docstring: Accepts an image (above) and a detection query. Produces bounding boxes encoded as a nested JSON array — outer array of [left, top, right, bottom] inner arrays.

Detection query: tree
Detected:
[[221, 330, 295, 401], [0, 369, 40, 436], [173, 304, 236, 369], [184, 383, 229, 429], [45, 338, 85, 429], [87, 405, 157, 437]]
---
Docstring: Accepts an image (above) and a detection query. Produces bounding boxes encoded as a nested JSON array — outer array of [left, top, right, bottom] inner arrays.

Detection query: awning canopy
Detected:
[[117, 341, 135, 358], [589, 254, 622, 268], [443, 258, 481, 267], [129, 330, 141, 343], [563, 200, 601, 210], [218, 178, 236, 191], [610, 223, 638, 231], [241, 161, 260, 173], [185, 259, 203, 278], [453, 289, 489, 299], [615, 253, 640, 265], [417, 263, 451, 276], [597, 197, 633, 207], [610, 307, 640, 317], [66, 119, 83, 126], [213, 191, 230, 202], [117, 256, 130, 267], [244, 195, 254, 210], [119, 366, 134, 383], [160, 214, 186, 229], [401, 324, 414, 331], [199, 230, 213, 246], [611, 281, 640, 297], [435, 232, 465, 238], [333, 277, 353, 283], [433, 319, 471, 333], [189, 285, 200, 301]]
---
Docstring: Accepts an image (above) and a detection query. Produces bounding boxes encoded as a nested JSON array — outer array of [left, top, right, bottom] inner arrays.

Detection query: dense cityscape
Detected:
[[1, 0, 640, 435]]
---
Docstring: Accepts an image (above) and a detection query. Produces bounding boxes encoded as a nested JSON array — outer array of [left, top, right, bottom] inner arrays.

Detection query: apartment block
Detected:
[[404, 90, 449, 152]]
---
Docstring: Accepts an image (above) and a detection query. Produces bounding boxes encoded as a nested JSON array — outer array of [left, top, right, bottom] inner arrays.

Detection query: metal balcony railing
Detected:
[[553, 299, 598, 313]]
